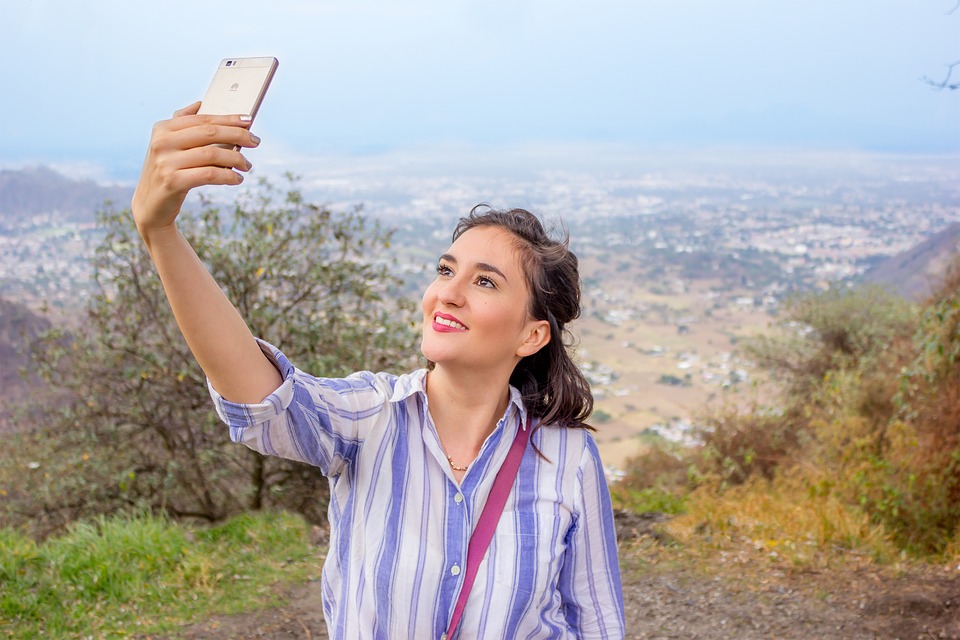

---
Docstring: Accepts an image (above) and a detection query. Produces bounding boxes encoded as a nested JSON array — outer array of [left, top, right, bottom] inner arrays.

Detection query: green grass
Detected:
[[611, 486, 687, 515], [0, 510, 320, 639]]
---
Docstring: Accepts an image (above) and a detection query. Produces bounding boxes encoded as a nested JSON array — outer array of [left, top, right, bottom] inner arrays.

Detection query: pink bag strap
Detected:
[[444, 415, 531, 640]]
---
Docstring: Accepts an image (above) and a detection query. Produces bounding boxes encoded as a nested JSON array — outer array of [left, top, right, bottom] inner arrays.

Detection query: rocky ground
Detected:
[[169, 512, 959, 640]]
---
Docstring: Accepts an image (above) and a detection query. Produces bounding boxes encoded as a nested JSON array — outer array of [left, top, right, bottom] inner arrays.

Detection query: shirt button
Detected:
[[450, 564, 461, 576], [454, 493, 464, 504]]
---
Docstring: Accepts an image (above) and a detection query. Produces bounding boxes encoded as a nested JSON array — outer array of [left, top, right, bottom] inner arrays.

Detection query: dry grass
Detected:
[[664, 471, 904, 569]]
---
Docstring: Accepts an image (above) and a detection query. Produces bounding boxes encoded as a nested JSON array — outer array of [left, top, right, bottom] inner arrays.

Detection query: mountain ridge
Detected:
[[0, 166, 133, 222], [862, 222, 960, 302]]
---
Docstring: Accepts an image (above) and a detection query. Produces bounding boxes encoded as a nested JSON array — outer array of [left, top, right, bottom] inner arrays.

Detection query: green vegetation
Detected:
[[611, 486, 687, 515], [0, 510, 318, 639], [615, 279, 960, 560], [5, 178, 418, 540], [657, 374, 691, 387], [0, 180, 415, 637], [591, 409, 612, 423]]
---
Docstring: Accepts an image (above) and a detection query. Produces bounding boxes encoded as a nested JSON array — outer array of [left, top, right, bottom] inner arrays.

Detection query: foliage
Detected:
[[12, 177, 418, 537], [611, 443, 694, 515], [610, 486, 687, 516], [685, 286, 912, 488], [747, 285, 915, 400], [696, 404, 804, 485], [0, 510, 318, 639], [874, 264, 960, 554], [619, 281, 960, 558]]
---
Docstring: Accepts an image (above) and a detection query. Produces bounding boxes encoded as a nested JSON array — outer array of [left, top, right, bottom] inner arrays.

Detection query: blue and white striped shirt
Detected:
[[210, 340, 625, 639]]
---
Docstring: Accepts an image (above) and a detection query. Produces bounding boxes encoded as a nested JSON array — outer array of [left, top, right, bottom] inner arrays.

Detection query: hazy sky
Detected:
[[4, 0, 958, 178]]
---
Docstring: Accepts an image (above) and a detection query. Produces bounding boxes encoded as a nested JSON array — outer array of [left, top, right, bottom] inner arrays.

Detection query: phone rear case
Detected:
[[198, 57, 278, 119]]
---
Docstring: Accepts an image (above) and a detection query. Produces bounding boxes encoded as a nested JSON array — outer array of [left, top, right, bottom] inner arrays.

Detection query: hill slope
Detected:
[[862, 222, 960, 301], [0, 166, 133, 222]]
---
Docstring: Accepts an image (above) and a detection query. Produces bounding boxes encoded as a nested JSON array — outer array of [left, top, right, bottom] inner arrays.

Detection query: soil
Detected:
[[166, 512, 959, 640]]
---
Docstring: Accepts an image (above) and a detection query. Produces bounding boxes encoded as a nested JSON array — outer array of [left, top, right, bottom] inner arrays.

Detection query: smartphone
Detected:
[[198, 57, 278, 148]]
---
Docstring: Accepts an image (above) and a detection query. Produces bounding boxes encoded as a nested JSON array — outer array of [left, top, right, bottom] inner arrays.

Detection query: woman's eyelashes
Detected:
[[475, 275, 496, 288], [435, 263, 498, 289]]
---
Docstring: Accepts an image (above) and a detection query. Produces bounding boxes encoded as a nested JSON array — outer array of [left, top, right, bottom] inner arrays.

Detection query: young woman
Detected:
[[132, 102, 625, 639]]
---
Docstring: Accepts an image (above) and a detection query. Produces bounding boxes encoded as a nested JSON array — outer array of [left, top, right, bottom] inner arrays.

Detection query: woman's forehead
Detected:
[[446, 227, 525, 269]]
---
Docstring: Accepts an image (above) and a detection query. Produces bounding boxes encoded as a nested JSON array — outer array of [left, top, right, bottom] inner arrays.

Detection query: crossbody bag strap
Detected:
[[444, 415, 531, 640]]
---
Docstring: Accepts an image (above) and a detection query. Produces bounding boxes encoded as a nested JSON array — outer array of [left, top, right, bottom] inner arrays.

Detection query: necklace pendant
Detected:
[[447, 455, 469, 472]]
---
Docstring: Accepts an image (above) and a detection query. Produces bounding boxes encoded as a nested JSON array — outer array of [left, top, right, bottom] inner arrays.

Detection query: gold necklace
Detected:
[[446, 455, 469, 472]]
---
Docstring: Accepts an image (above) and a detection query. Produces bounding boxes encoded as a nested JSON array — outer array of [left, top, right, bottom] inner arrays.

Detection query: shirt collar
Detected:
[[388, 369, 529, 429]]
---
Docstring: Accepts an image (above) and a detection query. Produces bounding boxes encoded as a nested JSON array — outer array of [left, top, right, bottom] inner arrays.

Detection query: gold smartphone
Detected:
[[198, 57, 278, 148]]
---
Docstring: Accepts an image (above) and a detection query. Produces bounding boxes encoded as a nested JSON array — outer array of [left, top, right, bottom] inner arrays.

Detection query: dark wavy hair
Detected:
[[452, 205, 594, 434]]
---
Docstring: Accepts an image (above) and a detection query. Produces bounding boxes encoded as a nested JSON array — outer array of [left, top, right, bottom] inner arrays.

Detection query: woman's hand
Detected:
[[131, 101, 261, 239], [127, 102, 282, 402]]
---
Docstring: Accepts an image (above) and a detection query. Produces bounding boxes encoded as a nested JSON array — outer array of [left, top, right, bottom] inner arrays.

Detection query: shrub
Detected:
[[9, 178, 418, 538]]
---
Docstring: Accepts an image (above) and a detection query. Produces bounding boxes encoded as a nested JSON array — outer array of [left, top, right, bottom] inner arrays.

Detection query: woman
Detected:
[[133, 102, 625, 639]]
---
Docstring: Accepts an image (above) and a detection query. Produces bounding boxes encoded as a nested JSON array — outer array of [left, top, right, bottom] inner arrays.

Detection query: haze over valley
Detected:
[[2, 149, 959, 469]]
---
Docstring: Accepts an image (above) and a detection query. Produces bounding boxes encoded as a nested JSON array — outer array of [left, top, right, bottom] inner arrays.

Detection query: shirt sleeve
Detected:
[[207, 338, 390, 477], [557, 433, 626, 638]]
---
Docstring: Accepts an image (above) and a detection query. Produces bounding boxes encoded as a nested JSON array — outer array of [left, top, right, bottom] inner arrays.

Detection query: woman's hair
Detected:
[[452, 204, 594, 433]]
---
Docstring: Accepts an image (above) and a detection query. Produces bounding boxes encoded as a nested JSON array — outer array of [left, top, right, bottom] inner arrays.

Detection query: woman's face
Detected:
[[420, 226, 549, 372]]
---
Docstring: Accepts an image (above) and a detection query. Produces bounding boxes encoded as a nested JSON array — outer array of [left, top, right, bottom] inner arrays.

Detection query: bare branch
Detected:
[[922, 60, 960, 90]]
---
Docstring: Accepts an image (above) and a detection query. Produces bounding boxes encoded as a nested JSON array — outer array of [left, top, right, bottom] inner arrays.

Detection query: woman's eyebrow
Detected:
[[439, 254, 508, 283], [477, 262, 508, 282]]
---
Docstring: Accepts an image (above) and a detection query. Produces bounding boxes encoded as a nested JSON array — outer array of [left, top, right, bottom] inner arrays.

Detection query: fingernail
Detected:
[[250, 134, 261, 146], [239, 115, 253, 122], [237, 173, 244, 183]]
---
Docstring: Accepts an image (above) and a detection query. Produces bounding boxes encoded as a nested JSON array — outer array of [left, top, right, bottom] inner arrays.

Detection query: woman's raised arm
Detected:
[[131, 102, 282, 403]]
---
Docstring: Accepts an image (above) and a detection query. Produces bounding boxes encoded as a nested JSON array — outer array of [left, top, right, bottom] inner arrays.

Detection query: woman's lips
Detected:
[[433, 313, 467, 332]]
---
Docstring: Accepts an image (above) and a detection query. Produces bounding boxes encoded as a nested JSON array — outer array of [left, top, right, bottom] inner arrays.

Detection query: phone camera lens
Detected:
[[226, 60, 233, 66]]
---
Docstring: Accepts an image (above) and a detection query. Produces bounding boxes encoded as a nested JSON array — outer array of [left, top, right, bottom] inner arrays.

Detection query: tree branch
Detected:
[[922, 60, 960, 90]]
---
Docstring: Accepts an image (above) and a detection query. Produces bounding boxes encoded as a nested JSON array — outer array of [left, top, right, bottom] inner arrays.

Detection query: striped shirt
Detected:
[[209, 340, 625, 639]]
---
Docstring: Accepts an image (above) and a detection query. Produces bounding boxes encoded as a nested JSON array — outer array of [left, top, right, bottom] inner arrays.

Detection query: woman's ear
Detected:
[[516, 319, 551, 358]]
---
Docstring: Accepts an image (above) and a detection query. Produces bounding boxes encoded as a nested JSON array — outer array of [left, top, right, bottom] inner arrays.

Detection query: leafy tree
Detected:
[[747, 285, 916, 401], [686, 281, 960, 554], [17, 178, 418, 536], [881, 264, 960, 553]]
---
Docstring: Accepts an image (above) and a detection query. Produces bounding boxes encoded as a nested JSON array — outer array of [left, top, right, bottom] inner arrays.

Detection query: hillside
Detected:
[[863, 222, 960, 301], [0, 296, 56, 431], [0, 166, 132, 222]]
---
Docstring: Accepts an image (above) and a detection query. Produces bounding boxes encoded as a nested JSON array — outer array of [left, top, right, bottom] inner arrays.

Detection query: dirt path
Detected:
[[170, 514, 959, 640]]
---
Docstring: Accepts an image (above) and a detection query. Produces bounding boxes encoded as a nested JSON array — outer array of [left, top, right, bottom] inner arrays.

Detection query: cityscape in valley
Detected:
[[2, 150, 959, 468]]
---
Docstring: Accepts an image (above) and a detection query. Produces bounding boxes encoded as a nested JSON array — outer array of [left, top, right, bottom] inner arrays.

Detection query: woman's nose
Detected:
[[437, 276, 465, 306]]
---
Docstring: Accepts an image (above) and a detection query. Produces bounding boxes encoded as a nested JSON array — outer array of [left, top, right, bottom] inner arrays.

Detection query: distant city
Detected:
[[2, 149, 958, 316]]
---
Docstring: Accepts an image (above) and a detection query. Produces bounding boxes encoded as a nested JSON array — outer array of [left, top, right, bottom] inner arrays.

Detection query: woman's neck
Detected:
[[426, 365, 514, 457]]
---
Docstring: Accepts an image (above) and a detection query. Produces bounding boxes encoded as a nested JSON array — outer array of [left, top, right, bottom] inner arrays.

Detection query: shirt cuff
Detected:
[[207, 338, 296, 428]]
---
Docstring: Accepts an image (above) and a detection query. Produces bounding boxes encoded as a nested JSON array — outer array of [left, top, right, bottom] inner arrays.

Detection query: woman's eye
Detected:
[[476, 275, 496, 288], [436, 264, 453, 276]]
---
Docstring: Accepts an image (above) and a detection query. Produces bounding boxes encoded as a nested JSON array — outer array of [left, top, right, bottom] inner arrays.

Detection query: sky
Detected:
[[3, 0, 959, 180]]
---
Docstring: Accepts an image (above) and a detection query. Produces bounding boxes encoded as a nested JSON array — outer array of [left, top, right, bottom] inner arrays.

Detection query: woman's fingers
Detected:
[[160, 113, 257, 144], [146, 144, 251, 195], [172, 101, 202, 118], [162, 166, 246, 193], [180, 122, 260, 150], [132, 105, 261, 233], [169, 145, 252, 173]]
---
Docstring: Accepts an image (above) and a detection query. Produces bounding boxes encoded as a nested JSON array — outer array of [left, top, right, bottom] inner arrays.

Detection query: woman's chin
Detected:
[[419, 341, 447, 365]]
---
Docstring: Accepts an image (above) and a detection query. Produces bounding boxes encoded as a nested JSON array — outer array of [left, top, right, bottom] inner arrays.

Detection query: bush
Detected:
[[696, 404, 804, 485], [9, 178, 418, 538], [622, 282, 960, 557]]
